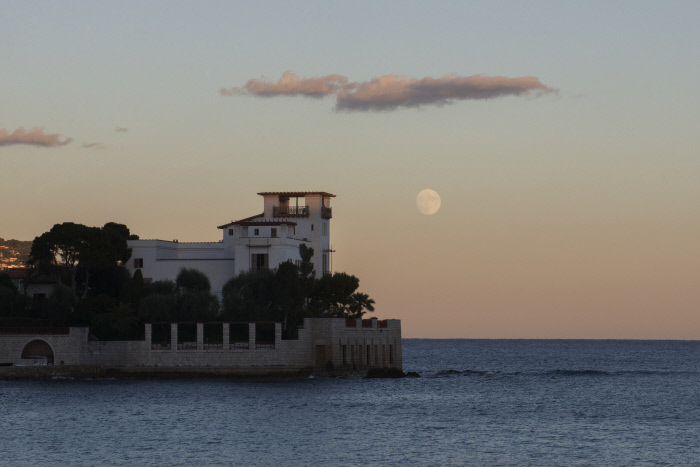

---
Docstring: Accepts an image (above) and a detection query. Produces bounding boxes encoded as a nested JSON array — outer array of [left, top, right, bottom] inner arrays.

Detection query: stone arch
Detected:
[[21, 340, 54, 365]]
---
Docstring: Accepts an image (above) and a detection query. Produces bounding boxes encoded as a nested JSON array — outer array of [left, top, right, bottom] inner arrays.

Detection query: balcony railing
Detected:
[[321, 207, 332, 219], [0, 327, 70, 335], [202, 343, 223, 350], [273, 206, 309, 217]]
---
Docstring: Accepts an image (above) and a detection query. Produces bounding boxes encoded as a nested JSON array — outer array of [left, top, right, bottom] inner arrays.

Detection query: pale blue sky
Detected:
[[2, 1, 699, 337]]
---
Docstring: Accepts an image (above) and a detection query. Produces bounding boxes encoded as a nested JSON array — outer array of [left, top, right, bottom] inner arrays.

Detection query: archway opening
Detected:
[[21, 340, 54, 365]]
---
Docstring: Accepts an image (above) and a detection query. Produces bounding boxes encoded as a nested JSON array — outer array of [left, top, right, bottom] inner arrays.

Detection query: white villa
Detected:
[[126, 191, 335, 296], [1, 190, 405, 377]]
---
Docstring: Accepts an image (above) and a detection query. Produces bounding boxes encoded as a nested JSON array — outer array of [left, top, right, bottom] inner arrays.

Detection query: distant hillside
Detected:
[[0, 237, 32, 268]]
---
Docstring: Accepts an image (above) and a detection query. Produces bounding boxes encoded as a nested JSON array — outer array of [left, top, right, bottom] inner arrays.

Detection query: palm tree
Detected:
[[347, 292, 375, 319]]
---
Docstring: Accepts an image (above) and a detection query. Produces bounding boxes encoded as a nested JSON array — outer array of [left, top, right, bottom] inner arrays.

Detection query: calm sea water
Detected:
[[1, 339, 698, 466]]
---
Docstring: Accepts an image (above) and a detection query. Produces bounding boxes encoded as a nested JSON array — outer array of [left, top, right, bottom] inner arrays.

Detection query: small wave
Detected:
[[431, 369, 489, 377], [546, 369, 610, 377], [543, 369, 689, 377], [462, 370, 489, 376], [426, 368, 691, 379], [51, 376, 75, 380], [436, 369, 462, 376]]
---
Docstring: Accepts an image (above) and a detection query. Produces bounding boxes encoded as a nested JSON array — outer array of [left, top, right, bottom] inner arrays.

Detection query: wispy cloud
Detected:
[[115, 127, 128, 132], [337, 74, 555, 111], [223, 72, 555, 111], [82, 142, 99, 148], [221, 71, 349, 98], [0, 127, 73, 147]]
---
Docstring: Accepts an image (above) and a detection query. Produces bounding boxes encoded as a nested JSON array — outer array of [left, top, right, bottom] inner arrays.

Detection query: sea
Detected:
[[1, 339, 698, 466]]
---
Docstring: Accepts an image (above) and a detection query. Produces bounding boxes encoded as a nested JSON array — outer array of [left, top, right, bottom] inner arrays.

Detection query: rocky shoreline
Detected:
[[0, 365, 315, 380], [0, 365, 416, 380]]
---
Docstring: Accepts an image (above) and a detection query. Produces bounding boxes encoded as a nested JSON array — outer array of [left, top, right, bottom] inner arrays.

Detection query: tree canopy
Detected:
[[12, 227, 373, 341], [222, 245, 375, 338], [14, 222, 139, 336], [137, 269, 219, 324], [29, 222, 134, 302]]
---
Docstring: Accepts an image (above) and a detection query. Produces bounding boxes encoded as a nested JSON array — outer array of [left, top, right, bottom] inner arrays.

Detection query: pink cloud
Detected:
[[221, 71, 349, 98], [115, 127, 128, 132], [0, 127, 73, 147], [82, 143, 99, 148], [336, 74, 556, 111], [224, 72, 555, 111]]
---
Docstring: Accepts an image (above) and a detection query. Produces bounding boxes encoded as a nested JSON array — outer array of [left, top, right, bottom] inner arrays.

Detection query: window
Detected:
[[228, 229, 233, 236], [33, 293, 46, 302], [271, 228, 277, 238], [251, 253, 268, 271], [134, 258, 143, 268], [322, 253, 328, 275], [254, 228, 259, 236], [311, 224, 314, 232], [322, 222, 328, 236]]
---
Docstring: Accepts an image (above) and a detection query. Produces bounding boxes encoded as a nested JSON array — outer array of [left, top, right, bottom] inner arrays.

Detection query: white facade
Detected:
[[126, 191, 334, 296]]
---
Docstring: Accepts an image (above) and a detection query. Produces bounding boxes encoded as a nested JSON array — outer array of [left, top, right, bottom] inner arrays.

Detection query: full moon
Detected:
[[416, 189, 441, 215]]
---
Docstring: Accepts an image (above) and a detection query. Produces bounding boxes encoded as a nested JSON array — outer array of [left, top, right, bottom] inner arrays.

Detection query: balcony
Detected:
[[273, 205, 309, 217], [321, 207, 332, 219]]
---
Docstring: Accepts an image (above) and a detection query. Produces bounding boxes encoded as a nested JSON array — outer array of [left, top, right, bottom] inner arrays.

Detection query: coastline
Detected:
[[0, 365, 317, 381]]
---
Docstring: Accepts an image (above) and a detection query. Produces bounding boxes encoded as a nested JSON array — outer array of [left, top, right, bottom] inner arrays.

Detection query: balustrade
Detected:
[[273, 206, 309, 217]]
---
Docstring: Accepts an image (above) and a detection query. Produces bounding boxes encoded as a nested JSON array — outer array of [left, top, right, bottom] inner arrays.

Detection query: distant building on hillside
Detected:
[[126, 191, 335, 296], [1, 268, 56, 303], [0, 238, 32, 268]]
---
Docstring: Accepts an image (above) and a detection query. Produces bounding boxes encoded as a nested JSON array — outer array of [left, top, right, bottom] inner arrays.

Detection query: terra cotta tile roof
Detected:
[[217, 213, 264, 229], [257, 191, 335, 197]]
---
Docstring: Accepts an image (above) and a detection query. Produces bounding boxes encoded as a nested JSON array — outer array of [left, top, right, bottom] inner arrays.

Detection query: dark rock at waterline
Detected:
[[365, 368, 421, 378]]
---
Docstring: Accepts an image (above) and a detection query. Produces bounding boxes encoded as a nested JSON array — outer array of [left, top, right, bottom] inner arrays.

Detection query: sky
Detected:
[[2, 1, 699, 339]]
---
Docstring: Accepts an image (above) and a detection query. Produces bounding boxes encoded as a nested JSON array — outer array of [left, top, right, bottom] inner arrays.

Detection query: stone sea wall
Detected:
[[0, 318, 401, 378]]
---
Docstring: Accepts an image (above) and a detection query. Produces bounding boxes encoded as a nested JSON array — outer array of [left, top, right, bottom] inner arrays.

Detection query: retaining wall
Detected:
[[0, 318, 401, 375]]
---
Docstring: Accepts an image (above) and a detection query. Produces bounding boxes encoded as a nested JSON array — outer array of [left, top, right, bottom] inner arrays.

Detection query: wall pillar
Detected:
[[275, 323, 282, 345], [145, 323, 152, 349], [249, 323, 256, 350], [171, 323, 178, 351], [197, 323, 203, 350], [395, 337, 403, 368], [223, 323, 230, 349]]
